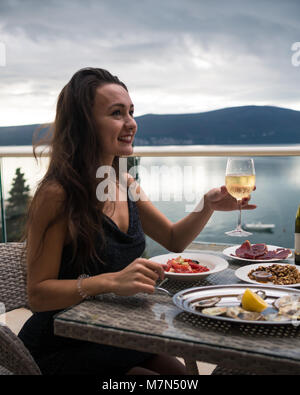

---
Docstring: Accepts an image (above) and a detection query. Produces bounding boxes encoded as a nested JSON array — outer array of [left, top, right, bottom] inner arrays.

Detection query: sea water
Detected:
[[1, 154, 299, 256], [138, 156, 300, 257]]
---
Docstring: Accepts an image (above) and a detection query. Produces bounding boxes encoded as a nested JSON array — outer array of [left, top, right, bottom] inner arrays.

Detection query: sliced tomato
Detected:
[[164, 257, 209, 274]]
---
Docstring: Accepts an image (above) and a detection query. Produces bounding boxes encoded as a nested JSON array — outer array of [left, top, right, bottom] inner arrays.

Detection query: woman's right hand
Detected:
[[110, 258, 165, 296]]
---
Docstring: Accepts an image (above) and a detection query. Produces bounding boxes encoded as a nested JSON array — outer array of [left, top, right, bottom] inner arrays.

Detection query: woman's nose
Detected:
[[125, 116, 137, 131]]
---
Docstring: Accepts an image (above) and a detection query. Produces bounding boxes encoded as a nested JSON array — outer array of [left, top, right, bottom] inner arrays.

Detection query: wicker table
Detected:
[[54, 242, 300, 375]]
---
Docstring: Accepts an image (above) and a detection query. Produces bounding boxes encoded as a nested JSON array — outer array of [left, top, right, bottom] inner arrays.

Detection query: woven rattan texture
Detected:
[[0, 243, 28, 311], [0, 243, 40, 375], [211, 366, 256, 375], [0, 365, 13, 375], [0, 323, 41, 374]]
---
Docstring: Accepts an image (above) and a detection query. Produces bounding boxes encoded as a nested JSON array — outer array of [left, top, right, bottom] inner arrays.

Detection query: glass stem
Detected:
[[237, 199, 242, 230]]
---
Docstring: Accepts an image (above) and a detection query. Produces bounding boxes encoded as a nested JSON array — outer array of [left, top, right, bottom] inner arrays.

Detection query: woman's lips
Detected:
[[118, 135, 134, 143]]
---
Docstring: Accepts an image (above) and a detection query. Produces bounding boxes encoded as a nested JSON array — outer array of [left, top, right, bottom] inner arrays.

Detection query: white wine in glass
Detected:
[[225, 158, 255, 237]]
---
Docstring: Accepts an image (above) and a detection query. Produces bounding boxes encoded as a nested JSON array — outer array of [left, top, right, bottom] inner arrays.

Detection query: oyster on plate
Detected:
[[225, 306, 243, 319], [263, 313, 290, 322], [201, 307, 227, 316], [273, 294, 300, 310], [237, 311, 265, 321], [278, 305, 300, 320], [194, 297, 221, 310]]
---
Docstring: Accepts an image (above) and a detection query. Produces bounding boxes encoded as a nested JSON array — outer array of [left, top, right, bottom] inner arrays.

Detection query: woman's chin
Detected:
[[117, 145, 134, 157]]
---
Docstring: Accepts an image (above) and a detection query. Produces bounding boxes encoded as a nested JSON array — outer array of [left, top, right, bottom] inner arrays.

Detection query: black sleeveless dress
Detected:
[[18, 193, 154, 375]]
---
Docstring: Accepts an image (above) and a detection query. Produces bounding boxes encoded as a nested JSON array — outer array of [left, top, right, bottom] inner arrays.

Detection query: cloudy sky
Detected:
[[0, 0, 300, 126]]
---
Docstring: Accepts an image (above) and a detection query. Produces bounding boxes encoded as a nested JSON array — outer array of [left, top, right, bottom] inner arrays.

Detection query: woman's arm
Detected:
[[135, 193, 213, 253], [26, 184, 101, 311], [168, 186, 256, 252], [131, 178, 256, 253], [27, 184, 164, 312]]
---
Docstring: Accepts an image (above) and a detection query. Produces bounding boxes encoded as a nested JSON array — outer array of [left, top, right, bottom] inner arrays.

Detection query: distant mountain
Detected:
[[133, 106, 300, 145], [0, 105, 299, 146]]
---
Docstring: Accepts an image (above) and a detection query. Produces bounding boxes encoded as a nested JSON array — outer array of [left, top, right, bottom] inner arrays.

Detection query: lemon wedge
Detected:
[[241, 288, 268, 312]]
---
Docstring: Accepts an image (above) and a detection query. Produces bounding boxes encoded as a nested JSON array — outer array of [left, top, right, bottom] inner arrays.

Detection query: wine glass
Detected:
[[225, 157, 255, 237]]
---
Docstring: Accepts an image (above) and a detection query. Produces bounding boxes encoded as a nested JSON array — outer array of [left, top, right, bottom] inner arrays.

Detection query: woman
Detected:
[[18, 67, 256, 375]]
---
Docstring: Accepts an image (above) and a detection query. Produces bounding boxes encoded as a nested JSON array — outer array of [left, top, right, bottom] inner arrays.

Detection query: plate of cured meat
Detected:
[[223, 240, 292, 263]]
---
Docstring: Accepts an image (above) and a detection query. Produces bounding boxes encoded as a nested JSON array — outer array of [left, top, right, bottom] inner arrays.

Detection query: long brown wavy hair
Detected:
[[25, 67, 127, 272]]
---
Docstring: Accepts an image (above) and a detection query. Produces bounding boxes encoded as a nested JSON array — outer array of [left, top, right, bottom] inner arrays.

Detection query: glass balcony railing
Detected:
[[0, 144, 300, 257]]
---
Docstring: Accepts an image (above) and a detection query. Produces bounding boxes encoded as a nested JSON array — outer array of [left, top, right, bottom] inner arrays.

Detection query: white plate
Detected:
[[150, 251, 228, 281], [235, 262, 300, 288], [223, 244, 292, 263]]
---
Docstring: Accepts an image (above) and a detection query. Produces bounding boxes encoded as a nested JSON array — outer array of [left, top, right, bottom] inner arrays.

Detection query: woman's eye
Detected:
[[111, 109, 134, 118]]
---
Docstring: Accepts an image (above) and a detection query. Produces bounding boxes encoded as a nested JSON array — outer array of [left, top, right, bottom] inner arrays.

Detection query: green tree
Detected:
[[127, 156, 140, 181], [6, 168, 30, 242]]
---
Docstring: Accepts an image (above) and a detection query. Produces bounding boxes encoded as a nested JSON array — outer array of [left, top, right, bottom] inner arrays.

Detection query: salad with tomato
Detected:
[[164, 256, 209, 274]]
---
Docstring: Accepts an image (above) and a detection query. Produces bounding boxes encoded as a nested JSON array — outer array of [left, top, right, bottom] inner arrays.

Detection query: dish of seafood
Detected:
[[172, 284, 300, 325], [194, 291, 300, 323], [235, 263, 300, 287], [150, 252, 228, 281], [223, 240, 292, 263]]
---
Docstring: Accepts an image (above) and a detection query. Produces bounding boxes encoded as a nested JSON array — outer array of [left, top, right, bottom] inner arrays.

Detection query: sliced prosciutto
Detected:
[[235, 240, 251, 257], [273, 249, 291, 260], [233, 240, 291, 260]]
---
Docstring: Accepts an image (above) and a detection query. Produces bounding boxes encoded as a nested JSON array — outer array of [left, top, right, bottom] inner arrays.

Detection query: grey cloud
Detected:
[[0, 0, 300, 125], [1, 0, 299, 39], [0, 0, 299, 66]]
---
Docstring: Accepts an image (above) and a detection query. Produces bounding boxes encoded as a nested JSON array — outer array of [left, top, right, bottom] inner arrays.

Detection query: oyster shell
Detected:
[[226, 306, 243, 319], [263, 313, 290, 322], [256, 290, 267, 300], [274, 294, 300, 310], [201, 307, 227, 316], [194, 297, 221, 310], [279, 305, 300, 320], [237, 311, 265, 321]]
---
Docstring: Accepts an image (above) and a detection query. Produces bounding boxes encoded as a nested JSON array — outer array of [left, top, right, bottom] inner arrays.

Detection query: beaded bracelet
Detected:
[[77, 274, 91, 300]]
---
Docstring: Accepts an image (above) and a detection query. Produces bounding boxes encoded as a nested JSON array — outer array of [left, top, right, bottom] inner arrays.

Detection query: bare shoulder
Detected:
[[38, 181, 66, 200], [37, 181, 65, 203], [32, 181, 67, 222]]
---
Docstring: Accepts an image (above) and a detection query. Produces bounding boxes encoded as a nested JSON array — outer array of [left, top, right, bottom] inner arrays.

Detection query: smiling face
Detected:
[[92, 83, 137, 166]]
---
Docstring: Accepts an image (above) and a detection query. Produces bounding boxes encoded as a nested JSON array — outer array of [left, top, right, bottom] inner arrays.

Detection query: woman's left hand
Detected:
[[205, 185, 257, 211]]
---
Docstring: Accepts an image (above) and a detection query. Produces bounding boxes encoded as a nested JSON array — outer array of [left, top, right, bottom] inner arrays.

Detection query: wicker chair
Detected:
[[0, 242, 41, 375]]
